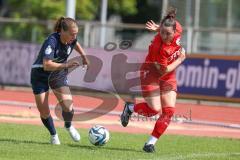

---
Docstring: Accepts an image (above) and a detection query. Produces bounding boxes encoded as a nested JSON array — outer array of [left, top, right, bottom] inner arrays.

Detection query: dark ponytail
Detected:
[[54, 16, 78, 33], [161, 6, 177, 31], [166, 6, 177, 19], [54, 16, 65, 32]]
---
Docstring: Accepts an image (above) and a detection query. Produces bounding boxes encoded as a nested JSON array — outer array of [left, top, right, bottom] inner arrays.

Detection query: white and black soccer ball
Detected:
[[88, 125, 110, 146]]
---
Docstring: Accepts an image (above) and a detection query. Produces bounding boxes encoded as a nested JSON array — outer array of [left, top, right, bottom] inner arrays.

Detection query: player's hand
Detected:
[[154, 62, 165, 77], [145, 20, 160, 32], [179, 48, 186, 62], [81, 55, 90, 70], [154, 62, 161, 70], [66, 61, 80, 68]]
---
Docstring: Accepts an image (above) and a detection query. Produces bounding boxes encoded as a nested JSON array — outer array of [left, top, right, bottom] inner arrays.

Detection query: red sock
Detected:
[[151, 107, 175, 138], [133, 102, 159, 117]]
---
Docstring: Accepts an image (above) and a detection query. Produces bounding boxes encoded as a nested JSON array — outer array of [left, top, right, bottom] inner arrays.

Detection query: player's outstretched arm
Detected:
[[145, 20, 160, 32]]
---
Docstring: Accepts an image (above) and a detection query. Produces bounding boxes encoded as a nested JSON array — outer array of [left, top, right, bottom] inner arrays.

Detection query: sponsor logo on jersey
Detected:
[[176, 37, 181, 46], [168, 48, 181, 62]]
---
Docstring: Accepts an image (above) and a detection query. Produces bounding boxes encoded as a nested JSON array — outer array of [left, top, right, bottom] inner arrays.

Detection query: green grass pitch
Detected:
[[0, 123, 239, 160]]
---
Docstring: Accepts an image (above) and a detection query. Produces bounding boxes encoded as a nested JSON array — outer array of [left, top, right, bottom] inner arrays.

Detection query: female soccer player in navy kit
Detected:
[[121, 7, 186, 152], [31, 17, 89, 145]]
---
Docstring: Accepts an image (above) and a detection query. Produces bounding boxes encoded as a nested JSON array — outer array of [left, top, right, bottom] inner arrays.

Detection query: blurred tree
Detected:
[[1, 0, 65, 19], [0, 0, 165, 44], [108, 0, 137, 17], [76, 0, 99, 20], [0, 0, 138, 20], [0, 0, 138, 43], [0, 0, 66, 43], [75, 0, 137, 20], [121, 0, 161, 24]]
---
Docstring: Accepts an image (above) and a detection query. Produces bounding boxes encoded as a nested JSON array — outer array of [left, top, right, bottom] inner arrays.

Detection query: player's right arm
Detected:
[[43, 59, 80, 71]]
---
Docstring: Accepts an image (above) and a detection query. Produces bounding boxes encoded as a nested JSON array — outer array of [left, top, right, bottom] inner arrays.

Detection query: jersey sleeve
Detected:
[[42, 37, 57, 60], [147, 33, 161, 62]]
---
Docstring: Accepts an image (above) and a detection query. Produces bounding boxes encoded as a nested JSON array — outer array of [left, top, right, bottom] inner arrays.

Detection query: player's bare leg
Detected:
[[53, 86, 80, 142], [144, 90, 176, 152], [34, 91, 60, 145]]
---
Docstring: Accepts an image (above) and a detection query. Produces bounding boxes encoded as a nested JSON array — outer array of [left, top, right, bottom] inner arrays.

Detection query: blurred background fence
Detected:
[[1, 17, 240, 55], [1, 0, 240, 55]]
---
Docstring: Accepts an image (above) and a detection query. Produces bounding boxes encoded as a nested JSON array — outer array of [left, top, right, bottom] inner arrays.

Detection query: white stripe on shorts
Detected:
[[31, 64, 43, 68]]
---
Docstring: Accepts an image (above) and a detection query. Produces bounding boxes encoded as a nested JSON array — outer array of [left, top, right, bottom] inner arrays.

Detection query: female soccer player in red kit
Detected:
[[121, 7, 186, 153]]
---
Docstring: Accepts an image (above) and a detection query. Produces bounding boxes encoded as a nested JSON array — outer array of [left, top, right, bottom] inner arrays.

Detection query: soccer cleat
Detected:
[[50, 134, 61, 145], [66, 126, 80, 142], [120, 102, 133, 127], [143, 143, 155, 153]]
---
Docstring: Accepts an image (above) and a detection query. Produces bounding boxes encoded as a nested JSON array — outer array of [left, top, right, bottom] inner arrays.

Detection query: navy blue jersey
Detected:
[[32, 32, 77, 68], [30, 32, 77, 94]]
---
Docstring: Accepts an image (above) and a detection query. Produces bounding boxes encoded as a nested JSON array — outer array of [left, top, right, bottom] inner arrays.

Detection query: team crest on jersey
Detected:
[[176, 38, 181, 46], [67, 47, 71, 55], [45, 45, 52, 55]]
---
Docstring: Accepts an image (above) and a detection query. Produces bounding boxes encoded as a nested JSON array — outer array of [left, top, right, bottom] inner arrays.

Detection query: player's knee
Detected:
[[148, 104, 162, 113], [40, 112, 50, 119], [153, 107, 161, 113], [59, 99, 73, 112], [62, 107, 73, 112]]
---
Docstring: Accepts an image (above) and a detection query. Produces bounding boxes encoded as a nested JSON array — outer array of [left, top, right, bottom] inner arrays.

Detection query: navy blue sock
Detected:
[[62, 109, 74, 128], [41, 115, 56, 135]]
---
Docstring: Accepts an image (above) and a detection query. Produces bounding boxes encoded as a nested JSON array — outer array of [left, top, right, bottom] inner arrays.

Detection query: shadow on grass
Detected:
[[0, 138, 49, 145], [68, 144, 143, 153], [0, 138, 143, 153]]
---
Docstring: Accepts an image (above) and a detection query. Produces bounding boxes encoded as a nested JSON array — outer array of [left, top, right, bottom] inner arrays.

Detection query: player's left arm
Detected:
[[74, 42, 90, 68], [155, 36, 186, 76], [165, 47, 186, 73], [155, 47, 185, 77], [165, 36, 186, 73]]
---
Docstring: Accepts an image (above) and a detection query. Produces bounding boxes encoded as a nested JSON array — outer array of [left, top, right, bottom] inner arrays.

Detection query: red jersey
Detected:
[[142, 33, 182, 81], [140, 21, 182, 93]]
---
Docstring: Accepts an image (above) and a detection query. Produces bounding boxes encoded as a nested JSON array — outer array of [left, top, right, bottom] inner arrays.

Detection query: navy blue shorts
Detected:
[[31, 68, 68, 95]]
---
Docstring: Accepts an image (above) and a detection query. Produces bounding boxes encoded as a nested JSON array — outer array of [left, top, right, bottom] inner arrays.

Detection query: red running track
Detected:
[[0, 89, 239, 139]]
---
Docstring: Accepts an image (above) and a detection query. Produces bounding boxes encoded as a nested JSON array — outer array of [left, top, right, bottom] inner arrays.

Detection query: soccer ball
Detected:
[[88, 125, 110, 146]]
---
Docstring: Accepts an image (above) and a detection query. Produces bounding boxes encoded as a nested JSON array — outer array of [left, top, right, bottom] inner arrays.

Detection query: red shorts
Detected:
[[140, 70, 177, 97]]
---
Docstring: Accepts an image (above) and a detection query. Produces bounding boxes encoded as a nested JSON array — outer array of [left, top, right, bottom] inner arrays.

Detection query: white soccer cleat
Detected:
[[66, 126, 80, 142], [50, 134, 61, 145]]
